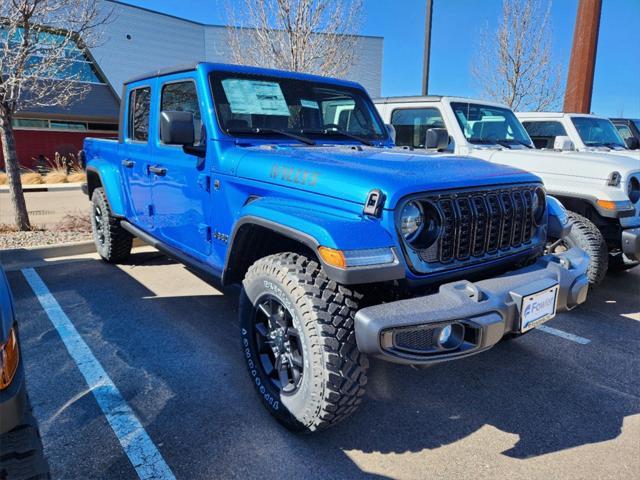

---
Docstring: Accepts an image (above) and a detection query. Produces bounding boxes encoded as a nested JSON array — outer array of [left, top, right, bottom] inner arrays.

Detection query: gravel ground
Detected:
[[0, 230, 92, 249]]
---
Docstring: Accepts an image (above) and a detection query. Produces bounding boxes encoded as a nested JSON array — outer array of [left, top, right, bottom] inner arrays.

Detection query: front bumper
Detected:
[[0, 362, 26, 434], [621, 227, 640, 261], [355, 248, 589, 365]]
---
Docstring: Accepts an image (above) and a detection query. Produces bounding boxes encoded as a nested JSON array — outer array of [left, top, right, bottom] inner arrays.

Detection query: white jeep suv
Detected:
[[374, 96, 640, 284]]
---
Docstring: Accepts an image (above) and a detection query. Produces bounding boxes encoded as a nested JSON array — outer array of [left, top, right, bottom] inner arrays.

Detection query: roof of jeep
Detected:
[[123, 62, 363, 90], [516, 112, 610, 120], [373, 95, 511, 109]]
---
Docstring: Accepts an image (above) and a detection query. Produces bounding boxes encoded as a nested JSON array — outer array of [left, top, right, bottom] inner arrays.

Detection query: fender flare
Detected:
[[85, 164, 128, 217], [222, 198, 405, 285]]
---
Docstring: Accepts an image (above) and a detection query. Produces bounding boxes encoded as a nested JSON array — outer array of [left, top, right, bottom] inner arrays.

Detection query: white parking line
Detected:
[[22, 268, 176, 480], [537, 325, 591, 345]]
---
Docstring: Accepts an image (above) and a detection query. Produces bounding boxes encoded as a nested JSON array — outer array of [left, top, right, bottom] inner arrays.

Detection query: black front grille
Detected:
[[417, 185, 538, 264]]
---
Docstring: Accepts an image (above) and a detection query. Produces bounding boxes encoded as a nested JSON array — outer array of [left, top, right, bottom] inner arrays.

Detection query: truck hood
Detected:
[[234, 144, 540, 208], [485, 148, 640, 181]]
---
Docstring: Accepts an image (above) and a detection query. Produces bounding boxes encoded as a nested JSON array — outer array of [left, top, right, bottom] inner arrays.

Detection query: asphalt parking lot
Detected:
[[5, 249, 640, 480]]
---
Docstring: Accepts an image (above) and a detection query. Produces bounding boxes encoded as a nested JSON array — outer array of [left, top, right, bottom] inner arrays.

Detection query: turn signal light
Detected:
[[318, 246, 347, 269], [596, 199, 633, 211], [0, 327, 19, 390]]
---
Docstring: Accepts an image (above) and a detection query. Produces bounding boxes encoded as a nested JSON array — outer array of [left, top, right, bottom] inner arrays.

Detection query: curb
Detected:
[[0, 183, 84, 193]]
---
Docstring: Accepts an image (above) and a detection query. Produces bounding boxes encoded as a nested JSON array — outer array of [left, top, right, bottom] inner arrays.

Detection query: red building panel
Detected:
[[0, 129, 116, 170]]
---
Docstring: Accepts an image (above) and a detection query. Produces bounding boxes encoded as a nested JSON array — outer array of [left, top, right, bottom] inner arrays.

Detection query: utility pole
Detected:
[[421, 0, 434, 95], [563, 0, 602, 113]]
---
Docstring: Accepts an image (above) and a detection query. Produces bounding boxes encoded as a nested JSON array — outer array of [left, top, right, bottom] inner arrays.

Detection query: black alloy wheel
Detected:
[[253, 295, 304, 394]]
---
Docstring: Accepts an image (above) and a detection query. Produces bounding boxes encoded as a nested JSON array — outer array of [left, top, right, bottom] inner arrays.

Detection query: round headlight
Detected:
[[532, 187, 546, 225], [400, 201, 424, 242], [628, 176, 640, 204], [400, 200, 442, 249]]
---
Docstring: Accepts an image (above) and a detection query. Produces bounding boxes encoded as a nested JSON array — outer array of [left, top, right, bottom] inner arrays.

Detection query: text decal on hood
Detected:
[[270, 164, 320, 187]]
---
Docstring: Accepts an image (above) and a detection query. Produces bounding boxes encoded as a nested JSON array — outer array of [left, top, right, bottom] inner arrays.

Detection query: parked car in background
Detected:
[[610, 118, 640, 150], [375, 96, 640, 283], [0, 266, 49, 480], [83, 63, 589, 432], [517, 112, 640, 159]]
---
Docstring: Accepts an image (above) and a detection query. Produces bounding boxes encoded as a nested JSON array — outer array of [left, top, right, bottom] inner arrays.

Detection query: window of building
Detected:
[[390, 108, 445, 148], [160, 81, 202, 144], [0, 26, 105, 84], [50, 120, 87, 131], [12, 118, 49, 129], [521, 121, 567, 149], [129, 87, 151, 142]]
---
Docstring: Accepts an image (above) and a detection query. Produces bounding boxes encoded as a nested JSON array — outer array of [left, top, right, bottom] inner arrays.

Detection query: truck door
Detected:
[[121, 85, 154, 229], [151, 77, 212, 259]]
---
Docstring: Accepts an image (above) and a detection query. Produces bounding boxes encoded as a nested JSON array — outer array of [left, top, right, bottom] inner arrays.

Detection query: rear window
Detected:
[[128, 87, 151, 142]]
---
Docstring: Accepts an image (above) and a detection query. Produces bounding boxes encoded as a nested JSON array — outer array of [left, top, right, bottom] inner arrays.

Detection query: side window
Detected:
[[521, 121, 567, 149], [390, 108, 445, 148], [160, 81, 202, 145], [128, 87, 151, 142], [615, 124, 633, 141]]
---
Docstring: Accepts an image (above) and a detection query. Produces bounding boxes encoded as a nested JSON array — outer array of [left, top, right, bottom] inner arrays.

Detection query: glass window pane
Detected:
[[13, 118, 49, 128], [50, 120, 87, 130], [161, 81, 202, 144], [390, 108, 445, 148], [614, 124, 633, 141], [521, 121, 567, 149], [129, 87, 151, 142]]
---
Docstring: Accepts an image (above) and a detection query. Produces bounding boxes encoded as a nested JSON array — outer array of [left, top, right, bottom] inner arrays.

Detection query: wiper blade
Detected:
[[495, 140, 512, 149], [512, 139, 533, 148], [226, 127, 316, 145], [302, 128, 374, 147]]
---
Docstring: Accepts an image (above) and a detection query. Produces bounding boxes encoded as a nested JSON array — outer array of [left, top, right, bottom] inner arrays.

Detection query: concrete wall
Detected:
[[92, 0, 383, 96]]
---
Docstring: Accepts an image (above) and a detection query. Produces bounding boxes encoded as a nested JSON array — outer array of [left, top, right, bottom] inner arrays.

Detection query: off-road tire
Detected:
[[0, 401, 50, 480], [240, 252, 368, 433], [91, 187, 132, 263], [563, 212, 608, 286], [608, 253, 640, 273]]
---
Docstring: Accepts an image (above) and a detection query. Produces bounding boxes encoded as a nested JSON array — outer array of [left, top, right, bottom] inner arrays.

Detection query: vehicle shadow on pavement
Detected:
[[9, 256, 640, 478]]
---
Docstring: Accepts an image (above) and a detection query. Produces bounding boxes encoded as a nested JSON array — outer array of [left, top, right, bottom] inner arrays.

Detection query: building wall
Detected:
[[0, 130, 115, 170], [93, 0, 383, 96]]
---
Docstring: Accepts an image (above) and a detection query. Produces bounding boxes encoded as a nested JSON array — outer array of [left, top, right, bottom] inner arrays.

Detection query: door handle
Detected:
[[122, 159, 135, 168], [148, 165, 167, 176]]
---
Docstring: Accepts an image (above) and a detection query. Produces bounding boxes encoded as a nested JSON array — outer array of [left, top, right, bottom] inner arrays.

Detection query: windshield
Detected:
[[571, 116, 626, 148], [450, 102, 533, 147], [209, 72, 387, 143]]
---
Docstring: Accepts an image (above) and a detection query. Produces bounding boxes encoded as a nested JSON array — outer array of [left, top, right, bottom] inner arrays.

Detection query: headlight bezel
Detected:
[[532, 186, 547, 226], [628, 176, 640, 204], [398, 199, 442, 250]]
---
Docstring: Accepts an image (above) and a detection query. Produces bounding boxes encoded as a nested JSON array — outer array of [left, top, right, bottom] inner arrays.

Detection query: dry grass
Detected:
[[67, 172, 87, 183], [0, 172, 7, 185], [52, 214, 92, 233], [21, 172, 44, 184], [43, 171, 68, 184]]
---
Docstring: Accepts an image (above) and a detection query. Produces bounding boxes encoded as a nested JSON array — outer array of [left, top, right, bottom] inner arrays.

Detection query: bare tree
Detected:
[[0, 0, 110, 230], [226, 0, 363, 79], [471, 0, 562, 111]]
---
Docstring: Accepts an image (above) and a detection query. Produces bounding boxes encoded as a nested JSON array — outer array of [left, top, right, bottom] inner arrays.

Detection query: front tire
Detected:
[[90, 187, 133, 263], [240, 252, 368, 432], [549, 212, 608, 286]]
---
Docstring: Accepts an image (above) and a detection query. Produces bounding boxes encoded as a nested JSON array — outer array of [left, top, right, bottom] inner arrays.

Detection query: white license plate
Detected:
[[520, 285, 559, 332]]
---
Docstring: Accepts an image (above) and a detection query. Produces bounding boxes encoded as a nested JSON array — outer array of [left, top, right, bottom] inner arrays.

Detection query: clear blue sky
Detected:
[[119, 0, 640, 117]]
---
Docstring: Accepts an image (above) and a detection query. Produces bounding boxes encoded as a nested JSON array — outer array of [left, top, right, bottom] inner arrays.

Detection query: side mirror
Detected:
[[385, 124, 396, 144], [625, 137, 639, 150], [160, 110, 195, 145], [553, 135, 574, 151], [425, 128, 449, 151]]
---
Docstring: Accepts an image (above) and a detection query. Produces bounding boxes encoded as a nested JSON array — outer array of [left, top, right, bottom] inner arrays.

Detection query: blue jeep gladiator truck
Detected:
[[83, 62, 589, 432]]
